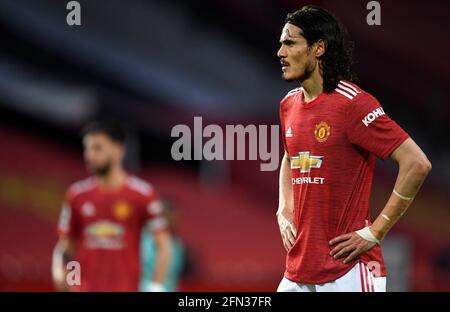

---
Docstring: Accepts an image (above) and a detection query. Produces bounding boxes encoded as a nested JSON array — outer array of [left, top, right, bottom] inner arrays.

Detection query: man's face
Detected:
[[277, 23, 316, 82], [83, 133, 123, 176]]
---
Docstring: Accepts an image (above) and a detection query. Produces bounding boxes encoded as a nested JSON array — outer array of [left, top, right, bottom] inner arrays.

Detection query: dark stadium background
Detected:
[[0, 0, 449, 291]]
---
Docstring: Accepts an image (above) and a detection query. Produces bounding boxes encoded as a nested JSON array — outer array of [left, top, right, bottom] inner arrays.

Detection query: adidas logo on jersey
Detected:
[[362, 107, 385, 126], [81, 201, 95, 217], [286, 126, 293, 138]]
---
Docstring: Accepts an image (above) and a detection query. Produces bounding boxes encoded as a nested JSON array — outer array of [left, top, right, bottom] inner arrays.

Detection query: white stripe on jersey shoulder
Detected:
[[69, 177, 97, 196], [282, 87, 302, 101], [335, 80, 362, 100], [127, 176, 154, 196], [340, 80, 361, 94], [287, 87, 302, 95]]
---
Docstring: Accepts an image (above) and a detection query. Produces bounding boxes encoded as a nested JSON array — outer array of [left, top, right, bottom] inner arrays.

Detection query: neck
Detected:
[[96, 166, 126, 190], [300, 67, 323, 103]]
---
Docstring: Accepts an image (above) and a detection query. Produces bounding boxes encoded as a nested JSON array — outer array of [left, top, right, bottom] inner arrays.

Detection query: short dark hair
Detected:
[[285, 5, 357, 92], [81, 120, 126, 144]]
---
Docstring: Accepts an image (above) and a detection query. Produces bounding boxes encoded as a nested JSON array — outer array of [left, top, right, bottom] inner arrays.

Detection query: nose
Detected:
[[277, 45, 286, 59]]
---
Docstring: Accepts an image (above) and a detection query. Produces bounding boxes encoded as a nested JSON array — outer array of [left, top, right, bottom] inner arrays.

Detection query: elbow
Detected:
[[414, 157, 432, 178]]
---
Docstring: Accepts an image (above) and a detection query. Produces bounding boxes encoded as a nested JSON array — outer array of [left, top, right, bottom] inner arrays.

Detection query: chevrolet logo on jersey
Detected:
[[290, 152, 323, 173]]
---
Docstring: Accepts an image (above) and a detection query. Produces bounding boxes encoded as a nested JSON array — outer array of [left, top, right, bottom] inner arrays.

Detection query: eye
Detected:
[[282, 40, 295, 47]]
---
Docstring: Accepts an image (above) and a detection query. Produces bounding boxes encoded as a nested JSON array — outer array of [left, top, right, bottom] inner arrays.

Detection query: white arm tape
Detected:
[[393, 189, 414, 201], [144, 281, 166, 292], [355, 226, 380, 244]]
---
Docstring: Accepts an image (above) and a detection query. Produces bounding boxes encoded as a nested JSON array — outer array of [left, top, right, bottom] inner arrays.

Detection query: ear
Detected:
[[314, 39, 327, 58]]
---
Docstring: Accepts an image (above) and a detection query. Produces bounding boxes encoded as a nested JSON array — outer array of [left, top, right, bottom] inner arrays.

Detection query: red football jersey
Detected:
[[279, 80, 409, 284], [57, 175, 166, 291]]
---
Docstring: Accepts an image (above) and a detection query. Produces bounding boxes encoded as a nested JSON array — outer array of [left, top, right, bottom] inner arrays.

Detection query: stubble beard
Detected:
[[88, 161, 112, 177], [283, 59, 315, 84]]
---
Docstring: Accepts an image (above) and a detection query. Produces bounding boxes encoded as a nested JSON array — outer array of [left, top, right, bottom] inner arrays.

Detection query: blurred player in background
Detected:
[[139, 198, 185, 292], [52, 120, 172, 292], [276, 6, 431, 292]]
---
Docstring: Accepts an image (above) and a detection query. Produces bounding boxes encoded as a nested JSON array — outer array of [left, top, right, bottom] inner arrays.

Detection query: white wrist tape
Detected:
[[381, 213, 392, 222], [355, 226, 380, 244], [145, 282, 166, 292], [393, 189, 414, 201]]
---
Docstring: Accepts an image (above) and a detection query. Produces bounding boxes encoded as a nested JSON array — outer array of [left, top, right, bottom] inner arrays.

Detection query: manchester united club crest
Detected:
[[314, 122, 331, 143], [113, 201, 131, 221]]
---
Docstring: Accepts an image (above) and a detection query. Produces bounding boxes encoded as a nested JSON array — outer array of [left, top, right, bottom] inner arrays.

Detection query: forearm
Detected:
[[277, 152, 294, 216], [371, 158, 431, 240], [52, 248, 65, 285], [153, 242, 171, 284], [52, 237, 76, 291], [52, 243, 74, 291]]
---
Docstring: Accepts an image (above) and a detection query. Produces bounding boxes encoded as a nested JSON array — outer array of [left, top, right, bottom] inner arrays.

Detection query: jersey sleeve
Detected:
[[345, 93, 410, 160], [142, 192, 168, 234], [279, 100, 288, 153], [57, 191, 79, 238]]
